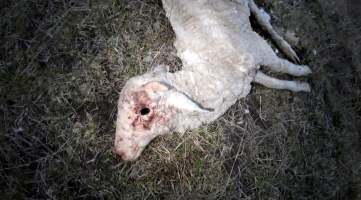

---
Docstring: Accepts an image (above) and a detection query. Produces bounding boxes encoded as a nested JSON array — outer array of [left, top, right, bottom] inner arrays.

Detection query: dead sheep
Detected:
[[114, 0, 312, 161]]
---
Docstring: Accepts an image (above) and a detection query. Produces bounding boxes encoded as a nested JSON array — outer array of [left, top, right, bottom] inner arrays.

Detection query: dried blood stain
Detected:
[[130, 91, 168, 130]]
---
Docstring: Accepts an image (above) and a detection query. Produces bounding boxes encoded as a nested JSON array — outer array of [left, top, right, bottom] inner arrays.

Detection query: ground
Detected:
[[1, 0, 360, 199]]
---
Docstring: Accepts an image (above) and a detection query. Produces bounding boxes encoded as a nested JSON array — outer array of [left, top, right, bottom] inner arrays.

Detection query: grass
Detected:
[[1, 0, 360, 199]]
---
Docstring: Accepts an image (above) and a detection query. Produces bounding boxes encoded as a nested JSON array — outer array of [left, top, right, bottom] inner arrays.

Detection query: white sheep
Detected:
[[115, 0, 312, 161]]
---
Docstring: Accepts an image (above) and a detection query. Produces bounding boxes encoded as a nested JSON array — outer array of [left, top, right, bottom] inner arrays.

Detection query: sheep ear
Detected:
[[143, 81, 169, 94], [143, 81, 211, 112], [165, 91, 211, 113], [151, 64, 169, 73]]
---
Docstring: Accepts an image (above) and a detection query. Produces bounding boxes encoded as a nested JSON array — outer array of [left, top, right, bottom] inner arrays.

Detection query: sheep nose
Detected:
[[115, 149, 128, 160]]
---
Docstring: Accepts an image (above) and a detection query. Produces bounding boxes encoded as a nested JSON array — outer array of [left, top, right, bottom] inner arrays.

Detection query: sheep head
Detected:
[[114, 67, 209, 161]]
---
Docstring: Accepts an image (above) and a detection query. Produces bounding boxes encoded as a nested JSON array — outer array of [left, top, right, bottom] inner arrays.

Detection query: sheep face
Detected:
[[114, 76, 172, 161], [114, 72, 209, 161]]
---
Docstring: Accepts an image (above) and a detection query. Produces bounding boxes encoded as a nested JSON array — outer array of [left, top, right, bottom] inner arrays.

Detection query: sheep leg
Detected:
[[254, 71, 311, 92], [249, 0, 300, 63], [261, 54, 312, 76]]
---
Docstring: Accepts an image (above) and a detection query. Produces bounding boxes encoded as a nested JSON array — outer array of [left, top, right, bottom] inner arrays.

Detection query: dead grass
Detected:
[[1, 0, 360, 199]]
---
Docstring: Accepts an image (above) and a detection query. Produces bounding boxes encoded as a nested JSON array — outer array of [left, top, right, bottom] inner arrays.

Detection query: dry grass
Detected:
[[1, 0, 360, 199]]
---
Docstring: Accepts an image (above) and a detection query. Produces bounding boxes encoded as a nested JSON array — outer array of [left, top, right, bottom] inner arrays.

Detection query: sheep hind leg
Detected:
[[249, 0, 300, 63], [262, 54, 312, 77], [254, 71, 311, 92]]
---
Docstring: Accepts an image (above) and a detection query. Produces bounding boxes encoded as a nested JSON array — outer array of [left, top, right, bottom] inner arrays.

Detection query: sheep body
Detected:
[[162, 0, 262, 130], [114, 0, 311, 161]]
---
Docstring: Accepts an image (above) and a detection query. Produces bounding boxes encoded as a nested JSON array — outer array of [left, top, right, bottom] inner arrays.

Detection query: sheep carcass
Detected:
[[114, 0, 312, 161]]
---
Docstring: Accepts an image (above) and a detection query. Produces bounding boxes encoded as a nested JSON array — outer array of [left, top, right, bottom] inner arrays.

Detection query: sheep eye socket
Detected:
[[140, 107, 150, 115]]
